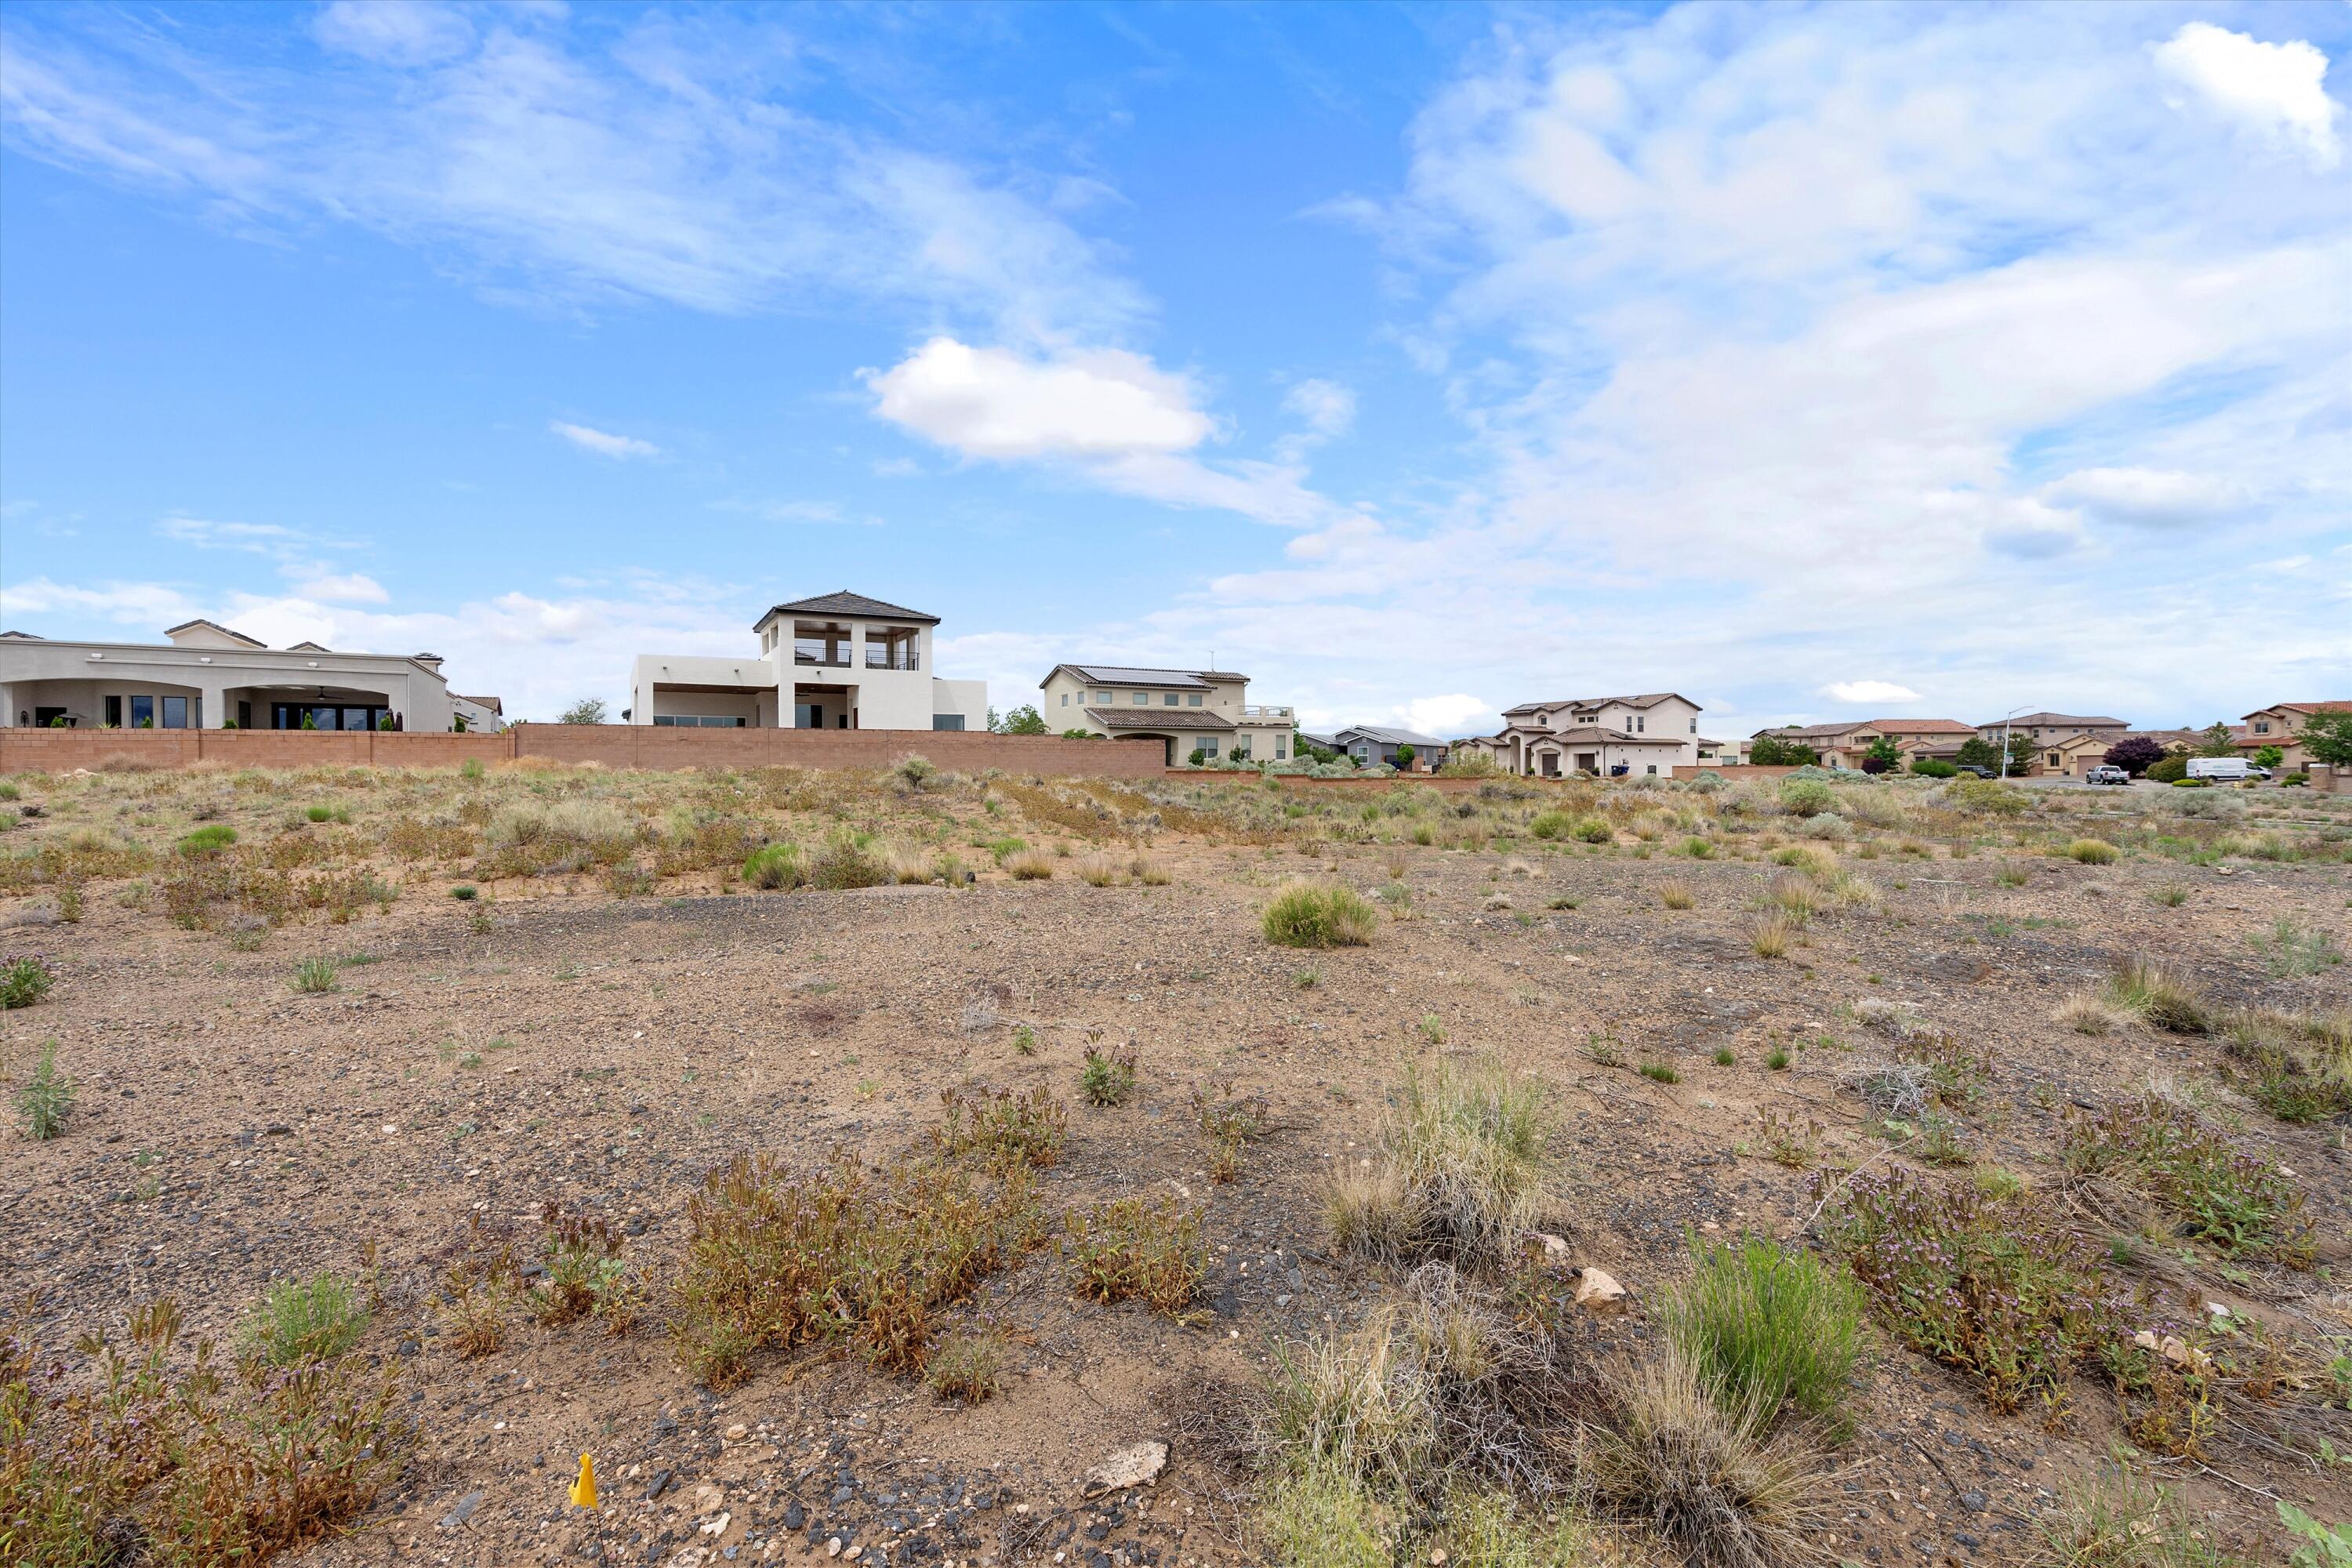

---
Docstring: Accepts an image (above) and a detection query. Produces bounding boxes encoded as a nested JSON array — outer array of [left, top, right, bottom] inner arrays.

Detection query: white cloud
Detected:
[[312, 2, 474, 67], [1395, 693, 1490, 736], [285, 570, 390, 604], [1821, 681, 1923, 706], [865, 338, 1208, 459], [550, 421, 661, 459], [2153, 22, 2342, 172], [1283, 378, 1356, 438], [2039, 466, 2245, 529]]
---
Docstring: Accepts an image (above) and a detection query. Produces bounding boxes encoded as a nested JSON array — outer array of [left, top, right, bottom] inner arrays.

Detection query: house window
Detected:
[[1198, 738, 1219, 756], [1131, 691, 1149, 704], [1636, 716, 1646, 732], [1646, 764, 1657, 775], [2254, 720, 2269, 734], [1061, 692, 1069, 706], [1188, 694, 1203, 706], [1163, 693, 1180, 706], [932, 714, 965, 731], [130, 695, 154, 728], [1275, 741, 1287, 760], [161, 696, 188, 729], [1689, 718, 1697, 733], [105, 695, 122, 727], [1094, 691, 1112, 703]]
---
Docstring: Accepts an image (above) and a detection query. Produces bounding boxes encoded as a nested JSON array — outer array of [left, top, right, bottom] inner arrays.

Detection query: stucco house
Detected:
[[1459, 692, 1715, 777], [2238, 702, 2351, 769], [1749, 717, 1976, 769], [0, 620, 482, 731], [1332, 725, 1446, 771], [1975, 712, 2128, 746], [628, 591, 986, 731], [1040, 663, 1294, 768]]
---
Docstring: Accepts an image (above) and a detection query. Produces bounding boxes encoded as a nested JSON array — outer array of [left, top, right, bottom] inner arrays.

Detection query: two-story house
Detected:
[[2238, 702, 2351, 769], [627, 590, 987, 731], [1748, 717, 1976, 769], [1974, 712, 2128, 746], [1458, 692, 1714, 778], [1039, 663, 1294, 767]]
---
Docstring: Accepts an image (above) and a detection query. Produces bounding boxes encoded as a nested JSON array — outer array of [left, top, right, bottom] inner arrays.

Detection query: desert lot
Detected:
[[3, 760, 2349, 1568]]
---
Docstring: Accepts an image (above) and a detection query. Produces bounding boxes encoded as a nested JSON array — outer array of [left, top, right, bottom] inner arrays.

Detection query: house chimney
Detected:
[[412, 652, 445, 673]]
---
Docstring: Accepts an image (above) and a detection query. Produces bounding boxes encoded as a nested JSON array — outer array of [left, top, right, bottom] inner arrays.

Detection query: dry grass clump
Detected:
[[2034, 1465, 2249, 1567], [1264, 880, 1378, 948], [1746, 913, 1797, 959], [924, 1327, 1008, 1406], [2220, 1007, 2352, 1123], [2056, 992, 2125, 1036], [1660, 880, 1696, 910], [2067, 837, 2121, 865], [2104, 958, 2208, 1034], [1659, 1235, 1867, 1440], [671, 1152, 1047, 1385], [1002, 848, 1056, 880], [2061, 1092, 2312, 1263], [1065, 1196, 1207, 1314], [1327, 1056, 1550, 1271], [1581, 1348, 1837, 1568]]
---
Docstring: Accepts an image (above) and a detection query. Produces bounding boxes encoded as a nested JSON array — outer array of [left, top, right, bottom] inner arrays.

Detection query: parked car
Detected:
[[1953, 764, 1996, 779], [2186, 757, 2251, 782], [2085, 765, 2129, 786]]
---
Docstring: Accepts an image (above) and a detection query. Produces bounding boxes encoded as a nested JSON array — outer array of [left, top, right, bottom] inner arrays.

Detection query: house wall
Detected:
[[631, 634, 982, 731], [1, 640, 454, 731], [1508, 697, 1705, 766]]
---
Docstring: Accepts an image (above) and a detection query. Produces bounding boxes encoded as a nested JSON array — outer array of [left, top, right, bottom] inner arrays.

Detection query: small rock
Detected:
[[1080, 1441, 1168, 1498], [724, 1423, 749, 1443], [826, 1539, 843, 1559], [699, 1512, 731, 1537], [645, 1469, 673, 1501], [1573, 1268, 1628, 1314], [439, 1490, 486, 1529]]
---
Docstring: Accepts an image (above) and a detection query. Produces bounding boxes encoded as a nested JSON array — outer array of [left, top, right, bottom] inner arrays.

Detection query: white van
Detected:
[[2186, 757, 2250, 782]]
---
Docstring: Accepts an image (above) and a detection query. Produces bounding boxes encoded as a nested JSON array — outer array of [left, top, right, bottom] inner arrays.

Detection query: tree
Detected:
[[2147, 752, 2189, 783], [983, 706, 1001, 733], [996, 704, 1049, 735], [1749, 735, 1820, 766], [2253, 746, 2283, 770], [1061, 728, 1096, 741], [2103, 736, 2165, 776], [1394, 743, 1416, 770], [1954, 736, 2000, 770], [2194, 722, 2236, 758], [2002, 732, 2037, 774], [2301, 710, 2352, 769], [559, 698, 608, 725], [452, 713, 470, 733], [1860, 735, 1901, 774]]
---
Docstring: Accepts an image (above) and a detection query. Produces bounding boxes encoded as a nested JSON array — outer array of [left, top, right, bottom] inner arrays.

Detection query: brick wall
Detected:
[[0, 724, 1163, 778]]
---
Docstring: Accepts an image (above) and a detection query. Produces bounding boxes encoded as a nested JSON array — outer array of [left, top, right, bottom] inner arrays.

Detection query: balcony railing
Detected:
[[1241, 705, 1292, 719], [864, 648, 920, 671]]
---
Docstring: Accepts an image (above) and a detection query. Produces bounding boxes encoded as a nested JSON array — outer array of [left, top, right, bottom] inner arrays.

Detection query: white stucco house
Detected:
[[1038, 662, 1294, 767], [626, 591, 987, 731], [1454, 691, 1722, 778], [0, 620, 481, 731]]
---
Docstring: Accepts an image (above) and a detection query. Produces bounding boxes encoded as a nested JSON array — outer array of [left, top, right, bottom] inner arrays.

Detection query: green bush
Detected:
[[2067, 838, 2119, 864], [1263, 882, 1377, 948], [1528, 811, 1573, 840], [241, 1273, 370, 1364], [1779, 779, 1834, 817], [1910, 759, 1957, 778], [2146, 753, 2189, 783], [17, 1037, 71, 1138], [1947, 778, 2028, 815], [0, 956, 54, 1011], [176, 824, 238, 856], [1571, 817, 1613, 844], [742, 843, 806, 890], [1661, 1234, 1867, 1438]]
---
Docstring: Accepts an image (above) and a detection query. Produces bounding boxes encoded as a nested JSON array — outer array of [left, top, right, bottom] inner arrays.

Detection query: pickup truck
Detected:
[[2085, 765, 2129, 786]]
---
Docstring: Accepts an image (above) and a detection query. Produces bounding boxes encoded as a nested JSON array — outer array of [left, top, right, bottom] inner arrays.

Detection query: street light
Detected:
[[1998, 704, 2031, 780]]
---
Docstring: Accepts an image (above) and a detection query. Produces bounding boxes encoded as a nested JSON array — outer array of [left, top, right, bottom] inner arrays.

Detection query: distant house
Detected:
[[1040, 662, 1294, 768], [1975, 712, 2127, 745], [2238, 702, 2352, 769], [630, 590, 988, 731], [1332, 725, 1446, 771], [450, 692, 504, 733], [1748, 717, 1974, 771], [1460, 692, 1711, 778]]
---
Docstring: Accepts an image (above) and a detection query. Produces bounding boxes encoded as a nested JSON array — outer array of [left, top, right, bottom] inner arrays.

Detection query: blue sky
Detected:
[[2, 1, 2347, 733]]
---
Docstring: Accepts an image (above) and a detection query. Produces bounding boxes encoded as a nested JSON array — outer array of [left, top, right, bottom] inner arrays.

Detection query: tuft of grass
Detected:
[[1080, 1041, 1139, 1106], [2105, 957, 2207, 1034], [1003, 848, 1057, 880], [1583, 1348, 1835, 1568], [1712, 1047, 1736, 1067], [448, 884, 478, 901], [17, 1037, 73, 1139], [1065, 1196, 1206, 1315], [2067, 838, 2120, 864], [924, 1327, 1008, 1405], [1257, 1457, 1392, 1568], [1639, 1061, 1681, 1084], [438, 1261, 511, 1359], [2221, 1007, 2352, 1123], [1, 955, 55, 1010], [1765, 1047, 1790, 1071], [2151, 883, 2191, 907], [176, 823, 239, 856], [741, 842, 806, 890], [2056, 992, 2124, 1036], [2036, 1465, 2249, 1568], [1679, 836, 1716, 859], [241, 1272, 369, 1365], [1191, 1084, 1270, 1183], [934, 1084, 1068, 1173], [1327, 1055, 1550, 1271], [1263, 881, 1378, 948], [2249, 917, 2343, 978], [290, 956, 340, 994], [1661, 880, 1696, 910], [1661, 1233, 1868, 1439], [1748, 913, 1796, 959], [305, 802, 351, 824]]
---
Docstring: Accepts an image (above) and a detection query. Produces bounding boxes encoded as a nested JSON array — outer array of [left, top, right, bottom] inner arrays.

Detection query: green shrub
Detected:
[[1080, 1044, 1138, 1106], [241, 1273, 369, 1364], [0, 956, 54, 1011], [742, 843, 806, 890], [2147, 753, 2189, 783], [176, 824, 238, 856], [1528, 811, 1573, 840], [291, 956, 340, 994], [1571, 817, 1614, 844], [448, 884, 478, 901], [1910, 758, 1957, 778], [1263, 882, 1377, 948], [1947, 779, 2028, 815], [2063, 1093, 2311, 1262], [1327, 1055, 1549, 1270], [2067, 838, 2119, 864], [1779, 779, 1834, 817], [17, 1037, 71, 1139], [807, 832, 890, 890], [1662, 1234, 1867, 1438]]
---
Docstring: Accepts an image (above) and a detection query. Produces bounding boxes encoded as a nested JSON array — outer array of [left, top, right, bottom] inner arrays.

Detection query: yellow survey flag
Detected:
[[569, 1454, 598, 1509]]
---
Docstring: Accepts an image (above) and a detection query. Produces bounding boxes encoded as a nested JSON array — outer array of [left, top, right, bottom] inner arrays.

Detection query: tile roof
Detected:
[[1057, 664, 1214, 689], [1502, 691, 1697, 715], [452, 693, 503, 713], [2247, 701, 2352, 718], [1977, 712, 2126, 728], [1867, 717, 1976, 734], [756, 590, 938, 627], [1336, 725, 1445, 747], [1523, 725, 1653, 745], [1755, 721, 1875, 741], [163, 618, 267, 648], [1083, 707, 1234, 731]]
